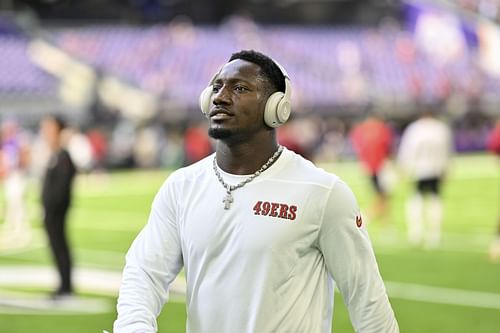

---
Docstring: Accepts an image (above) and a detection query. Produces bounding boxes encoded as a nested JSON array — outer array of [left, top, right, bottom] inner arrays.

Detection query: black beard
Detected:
[[208, 127, 234, 140]]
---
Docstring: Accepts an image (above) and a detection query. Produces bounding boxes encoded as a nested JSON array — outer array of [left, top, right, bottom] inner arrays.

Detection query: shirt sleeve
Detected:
[[318, 180, 399, 333], [114, 178, 184, 333]]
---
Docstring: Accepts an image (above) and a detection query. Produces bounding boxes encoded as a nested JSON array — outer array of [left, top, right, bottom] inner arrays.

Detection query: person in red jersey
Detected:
[[350, 111, 394, 224], [487, 119, 500, 262]]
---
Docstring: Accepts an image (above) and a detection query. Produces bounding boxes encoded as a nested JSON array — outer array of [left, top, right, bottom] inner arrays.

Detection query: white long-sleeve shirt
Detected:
[[397, 116, 453, 180], [114, 148, 398, 333]]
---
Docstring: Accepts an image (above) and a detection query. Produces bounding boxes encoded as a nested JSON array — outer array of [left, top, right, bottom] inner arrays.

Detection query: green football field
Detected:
[[0, 153, 499, 333]]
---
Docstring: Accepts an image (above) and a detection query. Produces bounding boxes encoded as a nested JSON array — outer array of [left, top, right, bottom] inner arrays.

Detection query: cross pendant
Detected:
[[223, 192, 234, 210]]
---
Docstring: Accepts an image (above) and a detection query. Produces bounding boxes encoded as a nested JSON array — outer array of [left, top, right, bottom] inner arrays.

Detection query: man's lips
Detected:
[[209, 108, 233, 120]]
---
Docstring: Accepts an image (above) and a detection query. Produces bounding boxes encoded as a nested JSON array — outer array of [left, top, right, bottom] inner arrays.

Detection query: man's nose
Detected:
[[213, 86, 231, 105]]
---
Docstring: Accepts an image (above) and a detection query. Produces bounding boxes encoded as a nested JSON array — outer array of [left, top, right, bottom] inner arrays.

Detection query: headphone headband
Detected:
[[271, 58, 290, 80]]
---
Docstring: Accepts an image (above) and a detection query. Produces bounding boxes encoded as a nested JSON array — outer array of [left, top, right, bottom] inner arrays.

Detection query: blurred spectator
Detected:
[[350, 112, 394, 224], [87, 127, 108, 170], [40, 115, 77, 298], [336, 40, 370, 104], [108, 119, 136, 168], [314, 117, 347, 163], [487, 118, 500, 262], [397, 107, 454, 249], [277, 123, 307, 158], [454, 111, 492, 152], [66, 127, 94, 173], [133, 124, 165, 168], [278, 118, 321, 160], [29, 126, 53, 180], [160, 129, 184, 169], [414, 8, 466, 66], [183, 122, 212, 165], [0, 120, 32, 249]]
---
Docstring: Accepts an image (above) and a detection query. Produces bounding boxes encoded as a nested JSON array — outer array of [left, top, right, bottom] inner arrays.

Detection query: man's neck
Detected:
[[215, 140, 281, 175]]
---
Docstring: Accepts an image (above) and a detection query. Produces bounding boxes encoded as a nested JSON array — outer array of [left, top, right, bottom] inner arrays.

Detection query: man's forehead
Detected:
[[217, 59, 262, 79]]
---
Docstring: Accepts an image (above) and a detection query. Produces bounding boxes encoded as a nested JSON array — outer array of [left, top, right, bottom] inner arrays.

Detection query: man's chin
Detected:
[[208, 127, 233, 140]]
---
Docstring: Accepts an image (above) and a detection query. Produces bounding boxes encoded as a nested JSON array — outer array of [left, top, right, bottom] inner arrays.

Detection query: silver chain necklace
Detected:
[[213, 145, 284, 210]]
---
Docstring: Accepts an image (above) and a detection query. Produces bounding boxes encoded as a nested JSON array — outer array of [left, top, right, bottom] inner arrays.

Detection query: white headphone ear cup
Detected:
[[199, 86, 213, 117], [264, 91, 285, 128], [277, 98, 291, 124]]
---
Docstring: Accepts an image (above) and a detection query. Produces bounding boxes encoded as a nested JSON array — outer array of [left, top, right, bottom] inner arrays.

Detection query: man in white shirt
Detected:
[[397, 108, 453, 249], [114, 50, 399, 333]]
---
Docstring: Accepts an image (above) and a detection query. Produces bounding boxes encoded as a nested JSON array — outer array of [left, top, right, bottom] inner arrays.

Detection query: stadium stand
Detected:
[[41, 22, 500, 114], [0, 0, 498, 154], [0, 14, 59, 124]]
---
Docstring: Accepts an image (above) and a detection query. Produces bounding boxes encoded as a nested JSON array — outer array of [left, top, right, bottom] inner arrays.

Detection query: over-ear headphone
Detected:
[[199, 58, 292, 128]]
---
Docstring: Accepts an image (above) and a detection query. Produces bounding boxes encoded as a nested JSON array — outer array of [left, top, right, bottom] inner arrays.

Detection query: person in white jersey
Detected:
[[114, 50, 399, 333], [397, 107, 453, 249]]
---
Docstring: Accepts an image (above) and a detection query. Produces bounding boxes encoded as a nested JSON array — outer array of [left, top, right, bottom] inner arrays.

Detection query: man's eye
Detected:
[[235, 86, 247, 92], [212, 85, 221, 93]]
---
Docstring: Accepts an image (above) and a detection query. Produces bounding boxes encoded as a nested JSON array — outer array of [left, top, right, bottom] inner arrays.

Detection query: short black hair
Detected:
[[229, 50, 286, 94]]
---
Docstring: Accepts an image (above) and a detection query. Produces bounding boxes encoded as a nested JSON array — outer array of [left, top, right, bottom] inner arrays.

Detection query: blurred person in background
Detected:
[[108, 119, 136, 169], [40, 115, 77, 298], [183, 121, 213, 165], [133, 123, 165, 168], [276, 121, 307, 157], [114, 50, 398, 333], [66, 126, 94, 174], [277, 117, 321, 160], [314, 117, 347, 163], [86, 127, 108, 171], [487, 118, 500, 262], [160, 128, 184, 170], [350, 111, 394, 225], [397, 106, 453, 249], [0, 120, 32, 249]]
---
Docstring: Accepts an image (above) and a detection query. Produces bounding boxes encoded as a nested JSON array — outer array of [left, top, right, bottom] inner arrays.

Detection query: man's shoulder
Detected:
[[282, 149, 340, 187]]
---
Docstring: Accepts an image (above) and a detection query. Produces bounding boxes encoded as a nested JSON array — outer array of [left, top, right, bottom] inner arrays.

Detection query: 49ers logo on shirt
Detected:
[[253, 201, 297, 221]]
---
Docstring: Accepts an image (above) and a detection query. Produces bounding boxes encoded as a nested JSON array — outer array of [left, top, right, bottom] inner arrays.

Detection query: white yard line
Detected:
[[0, 235, 492, 266], [385, 282, 500, 310], [0, 290, 112, 315], [373, 242, 489, 255], [0, 265, 499, 314], [0, 266, 186, 297]]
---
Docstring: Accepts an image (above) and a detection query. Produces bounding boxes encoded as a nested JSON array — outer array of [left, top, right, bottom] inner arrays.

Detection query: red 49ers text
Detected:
[[253, 201, 297, 221]]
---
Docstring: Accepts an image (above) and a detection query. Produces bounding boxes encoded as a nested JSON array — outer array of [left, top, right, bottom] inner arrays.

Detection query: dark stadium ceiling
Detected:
[[5, 0, 402, 25]]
